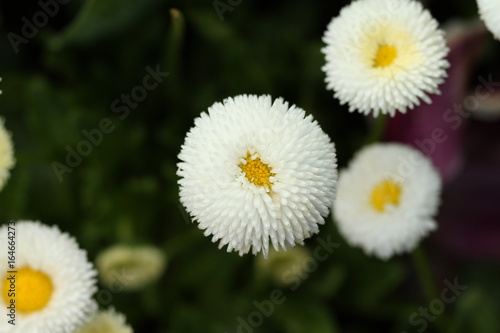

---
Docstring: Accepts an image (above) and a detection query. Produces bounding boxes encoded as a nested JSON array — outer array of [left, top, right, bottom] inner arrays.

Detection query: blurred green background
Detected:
[[1, 0, 499, 332]]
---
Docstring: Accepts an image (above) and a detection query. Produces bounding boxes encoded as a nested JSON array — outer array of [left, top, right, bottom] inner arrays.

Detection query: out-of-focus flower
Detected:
[[0, 118, 15, 191], [177, 95, 337, 257], [255, 246, 312, 287], [75, 308, 133, 333], [322, 0, 449, 117], [96, 245, 167, 291], [477, 0, 500, 40], [0, 221, 97, 333], [333, 143, 441, 260]]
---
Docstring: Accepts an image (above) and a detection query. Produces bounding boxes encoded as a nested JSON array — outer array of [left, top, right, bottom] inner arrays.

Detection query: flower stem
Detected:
[[412, 246, 447, 333], [366, 113, 388, 144], [412, 246, 438, 302]]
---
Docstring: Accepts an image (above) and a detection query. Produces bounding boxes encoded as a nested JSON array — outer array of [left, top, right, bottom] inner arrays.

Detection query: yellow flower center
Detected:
[[239, 153, 275, 188], [370, 180, 402, 212], [374, 45, 398, 68], [2, 267, 54, 313]]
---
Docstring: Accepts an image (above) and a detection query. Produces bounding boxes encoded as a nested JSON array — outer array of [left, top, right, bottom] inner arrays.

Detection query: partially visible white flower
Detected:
[[322, 0, 449, 117], [0, 221, 97, 333], [477, 0, 500, 40], [74, 308, 133, 333], [177, 95, 337, 257], [255, 246, 311, 287], [0, 117, 15, 191], [96, 245, 167, 291], [333, 143, 441, 260]]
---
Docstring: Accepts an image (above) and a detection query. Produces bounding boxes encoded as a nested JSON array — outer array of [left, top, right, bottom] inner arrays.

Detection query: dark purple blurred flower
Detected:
[[383, 21, 488, 183]]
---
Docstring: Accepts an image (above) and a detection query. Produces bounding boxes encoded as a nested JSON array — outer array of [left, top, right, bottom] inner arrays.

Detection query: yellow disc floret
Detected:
[[374, 45, 398, 68], [2, 267, 54, 313], [370, 179, 402, 212], [239, 153, 275, 188]]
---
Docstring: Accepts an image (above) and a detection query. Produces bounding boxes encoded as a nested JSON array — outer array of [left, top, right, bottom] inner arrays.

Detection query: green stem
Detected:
[[412, 247, 447, 333], [365, 113, 388, 144], [165, 8, 185, 107], [412, 246, 438, 302]]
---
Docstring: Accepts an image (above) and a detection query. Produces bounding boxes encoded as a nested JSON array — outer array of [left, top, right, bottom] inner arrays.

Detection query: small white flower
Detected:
[[322, 0, 449, 117], [333, 143, 441, 260], [177, 95, 337, 257], [74, 308, 133, 333], [477, 0, 500, 40], [96, 245, 167, 291], [0, 117, 15, 191], [0, 221, 97, 333]]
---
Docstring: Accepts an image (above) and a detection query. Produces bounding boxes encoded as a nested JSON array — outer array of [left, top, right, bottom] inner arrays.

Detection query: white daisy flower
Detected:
[[477, 0, 500, 40], [0, 117, 15, 191], [75, 308, 133, 333], [322, 0, 449, 117], [333, 143, 441, 260], [177, 95, 337, 257], [96, 245, 167, 291], [0, 221, 97, 333]]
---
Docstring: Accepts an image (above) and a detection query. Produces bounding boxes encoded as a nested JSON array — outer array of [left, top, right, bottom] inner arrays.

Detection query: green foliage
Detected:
[[0, 0, 499, 332]]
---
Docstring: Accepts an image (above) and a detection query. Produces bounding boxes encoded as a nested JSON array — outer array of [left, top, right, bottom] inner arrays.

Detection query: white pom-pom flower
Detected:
[[0, 117, 15, 191], [75, 308, 133, 333], [0, 221, 97, 333], [322, 0, 449, 117], [477, 0, 500, 40], [177, 95, 337, 257], [333, 143, 441, 260], [96, 245, 167, 291]]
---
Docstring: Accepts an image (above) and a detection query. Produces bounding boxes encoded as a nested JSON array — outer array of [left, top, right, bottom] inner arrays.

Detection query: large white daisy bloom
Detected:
[[477, 0, 500, 40], [322, 0, 449, 117], [177, 95, 337, 257], [0, 221, 97, 333], [333, 143, 441, 260], [0, 117, 15, 191], [96, 245, 167, 291], [75, 308, 133, 333]]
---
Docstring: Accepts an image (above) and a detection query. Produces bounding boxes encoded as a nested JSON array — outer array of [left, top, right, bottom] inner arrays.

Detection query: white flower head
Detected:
[[333, 143, 441, 260], [177, 95, 337, 257], [322, 0, 450, 117], [75, 308, 133, 333], [477, 0, 500, 40], [0, 221, 97, 333], [0, 117, 15, 191], [96, 245, 167, 291]]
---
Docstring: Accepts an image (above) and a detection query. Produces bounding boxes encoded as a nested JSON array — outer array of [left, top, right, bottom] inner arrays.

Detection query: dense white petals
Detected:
[[477, 0, 500, 40], [177, 95, 337, 257], [333, 144, 441, 260], [0, 221, 97, 333], [75, 308, 133, 333], [0, 118, 15, 191], [322, 0, 449, 116]]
